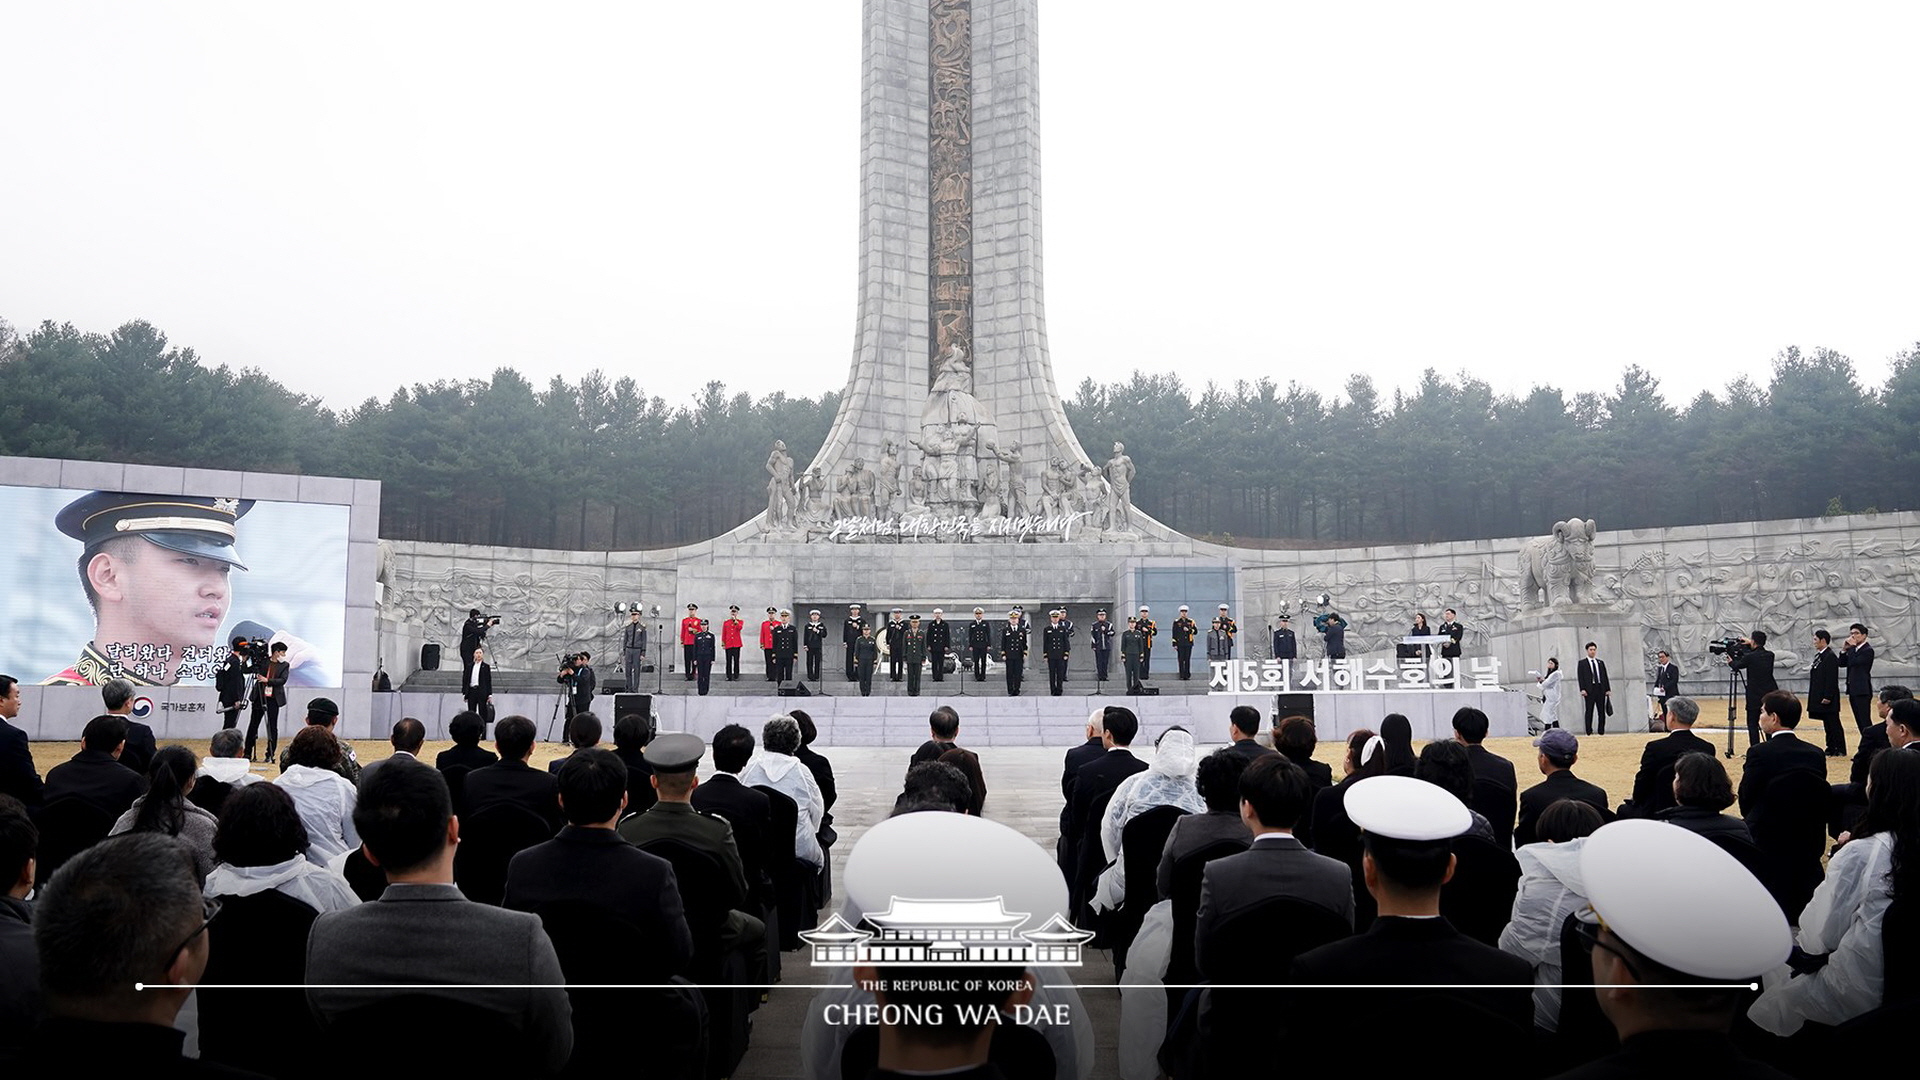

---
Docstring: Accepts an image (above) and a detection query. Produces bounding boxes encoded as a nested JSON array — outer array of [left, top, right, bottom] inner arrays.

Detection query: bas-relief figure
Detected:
[[380, 549, 642, 671], [765, 440, 797, 530], [875, 440, 903, 514], [1104, 443, 1136, 533], [833, 460, 877, 520]]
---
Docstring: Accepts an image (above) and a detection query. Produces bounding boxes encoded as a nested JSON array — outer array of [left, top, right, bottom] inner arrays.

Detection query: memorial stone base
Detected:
[[1490, 606, 1653, 734]]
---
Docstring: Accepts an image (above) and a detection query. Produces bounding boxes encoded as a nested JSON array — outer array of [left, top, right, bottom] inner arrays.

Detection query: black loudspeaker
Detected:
[[1134, 681, 1161, 696], [420, 643, 442, 671], [778, 680, 811, 697], [1275, 693, 1316, 722], [613, 693, 652, 719]]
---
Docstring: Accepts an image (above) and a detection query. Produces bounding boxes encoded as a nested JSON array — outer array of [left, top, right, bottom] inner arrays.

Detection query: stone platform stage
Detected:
[[368, 688, 1527, 747]]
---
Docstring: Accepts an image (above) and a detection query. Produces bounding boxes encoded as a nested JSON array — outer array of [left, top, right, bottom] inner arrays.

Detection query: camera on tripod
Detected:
[[1708, 636, 1751, 661]]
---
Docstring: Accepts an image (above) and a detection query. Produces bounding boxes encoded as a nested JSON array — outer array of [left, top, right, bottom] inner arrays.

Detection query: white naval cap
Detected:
[[1344, 775, 1471, 841], [1179, 605, 1189, 611], [1580, 819, 1792, 981], [1139, 605, 1150, 612], [1218, 604, 1229, 610], [842, 811, 1071, 930], [932, 608, 943, 614]]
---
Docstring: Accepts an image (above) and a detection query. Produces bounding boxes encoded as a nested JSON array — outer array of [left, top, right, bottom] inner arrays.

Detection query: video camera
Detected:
[[1708, 636, 1751, 661]]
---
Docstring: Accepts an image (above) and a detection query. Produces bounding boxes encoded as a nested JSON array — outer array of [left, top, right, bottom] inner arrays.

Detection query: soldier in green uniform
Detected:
[[1170, 605, 1198, 680], [1216, 604, 1239, 659], [904, 614, 928, 697], [1135, 605, 1158, 679], [616, 733, 767, 983]]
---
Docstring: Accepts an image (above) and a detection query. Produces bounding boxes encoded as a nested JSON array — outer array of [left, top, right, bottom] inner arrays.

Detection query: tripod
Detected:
[[1723, 662, 1745, 760], [547, 673, 575, 743]]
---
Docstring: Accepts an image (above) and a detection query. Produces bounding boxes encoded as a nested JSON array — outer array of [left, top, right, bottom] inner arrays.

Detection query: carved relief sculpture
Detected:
[[765, 440, 796, 530], [1516, 517, 1600, 608], [875, 439, 903, 514], [1104, 443, 1136, 532]]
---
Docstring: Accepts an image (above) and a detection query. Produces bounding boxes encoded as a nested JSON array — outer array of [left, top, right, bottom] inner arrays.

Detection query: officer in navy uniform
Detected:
[[1089, 609, 1115, 683], [1000, 611, 1028, 696], [966, 607, 993, 681], [803, 610, 829, 682], [45, 491, 254, 687], [1056, 607, 1076, 681], [770, 609, 799, 684], [885, 609, 908, 682], [1171, 606, 1198, 680], [926, 608, 952, 682], [1043, 610, 1073, 696], [1272, 615, 1298, 660], [693, 621, 717, 696], [842, 604, 867, 681], [1437, 608, 1465, 661]]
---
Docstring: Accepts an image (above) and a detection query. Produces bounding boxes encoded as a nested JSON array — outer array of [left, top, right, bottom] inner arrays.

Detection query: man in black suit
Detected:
[[464, 644, 494, 723], [691, 724, 774, 911], [460, 715, 564, 834], [1065, 707, 1147, 915], [1618, 695, 1714, 818], [1226, 705, 1276, 761], [1450, 706, 1516, 848], [1838, 622, 1876, 737], [215, 638, 250, 731], [97, 678, 156, 778], [1808, 628, 1844, 756], [1727, 630, 1777, 746], [1832, 689, 1914, 838], [42, 715, 145, 821], [1736, 691, 1827, 836], [435, 711, 499, 773], [1057, 709, 1109, 875], [245, 641, 289, 762], [1286, 775, 1533, 1066], [546, 712, 602, 774], [0, 676, 45, 809], [1195, 755, 1353, 975], [1651, 649, 1680, 719], [1515, 729, 1610, 847], [504, 748, 693, 981], [1576, 642, 1611, 736]]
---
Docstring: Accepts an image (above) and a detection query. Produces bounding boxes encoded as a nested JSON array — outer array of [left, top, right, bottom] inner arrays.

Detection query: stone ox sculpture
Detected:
[[1517, 518, 1599, 608]]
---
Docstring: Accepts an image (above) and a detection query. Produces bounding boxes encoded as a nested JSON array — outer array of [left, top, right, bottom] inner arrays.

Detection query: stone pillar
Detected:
[[1491, 606, 1651, 735]]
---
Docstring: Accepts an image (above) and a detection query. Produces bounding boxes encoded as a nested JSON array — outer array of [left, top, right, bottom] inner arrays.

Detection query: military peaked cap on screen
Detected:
[[57, 491, 253, 570], [645, 733, 706, 773]]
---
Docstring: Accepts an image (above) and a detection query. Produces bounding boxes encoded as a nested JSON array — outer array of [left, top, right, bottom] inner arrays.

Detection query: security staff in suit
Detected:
[[854, 626, 879, 696], [1735, 691, 1827, 842], [1838, 622, 1876, 737], [1437, 608, 1464, 661], [770, 610, 798, 684], [1042, 611, 1072, 696], [966, 608, 993, 681], [464, 644, 494, 723], [1651, 650, 1680, 717], [721, 607, 746, 681], [926, 609, 951, 682], [1727, 631, 1777, 745], [245, 641, 289, 761], [615, 733, 767, 986], [884, 610, 907, 682], [693, 622, 717, 696], [1576, 642, 1612, 736], [216, 638, 250, 730], [680, 605, 702, 681], [1620, 696, 1714, 818], [1737, 691, 1828, 918], [1000, 612, 1028, 696], [803, 610, 829, 682], [903, 615, 928, 697], [1120, 618, 1145, 693], [1808, 629, 1844, 755], [1170, 607, 1198, 680], [1135, 607, 1157, 677], [1271, 615, 1297, 661], [843, 605, 867, 681], [1089, 610, 1114, 683]]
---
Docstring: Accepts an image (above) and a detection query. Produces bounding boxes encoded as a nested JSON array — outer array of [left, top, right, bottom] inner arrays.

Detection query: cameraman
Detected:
[[216, 636, 254, 731], [557, 652, 596, 737], [1726, 629, 1778, 746], [460, 608, 498, 683]]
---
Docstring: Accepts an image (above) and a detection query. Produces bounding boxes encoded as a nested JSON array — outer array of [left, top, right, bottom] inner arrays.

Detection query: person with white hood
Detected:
[[272, 726, 360, 866], [1092, 726, 1206, 913], [196, 730, 266, 792], [202, 782, 360, 914], [739, 714, 827, 868], [1498, 798, 1606, 1031]]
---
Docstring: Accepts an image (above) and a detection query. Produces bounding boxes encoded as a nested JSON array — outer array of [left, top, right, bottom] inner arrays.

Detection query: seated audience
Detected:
[[204, 783, 360, 914], [273, 727, 360, 866], [791, 709, 836, 834], [1498, 799, 1605, 1031], [1308, 728, 1386, 926], [546, 711, 602, 774], [1093, 727, 1204, 911], [461, 715, 564, 834], [99, 679, 157, 777], [1226, 705, 1275, 760], [1558, 819, 1795, 1079], [1157, 748, 1254, 899], [892, 762, 974, 816], [0, 795, 39, 1059], [305, 763, 572, 1074], [277, 697, 360, 781], [936, 747, 987, 816], [505, 748, 693, 980], [1416, 740, 1499, 845], [1273, 715, 1332, 841], [436, 711, 500, 772], [1453, 706, 1517, 847], [358, 717, 427, 788], [1378, 713, 1418, 776], [108, 746, 219, 882], [741, 715, 828, 869], [694, 724, 774, 901], [1656, 753, 1753, 843], [42, 715, 145, 821], [611, 712, 656, 816], [1618, 695, 1712, 818], [908, 705, 968, 770], [1749, 747, 1918, 1035], [27, 834, 253, 1075], [1516, 730, 1610, 847], [190, 730, 264, 817]]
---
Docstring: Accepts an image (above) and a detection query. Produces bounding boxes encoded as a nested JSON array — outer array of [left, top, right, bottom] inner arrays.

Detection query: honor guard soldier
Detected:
[[884, 609, 908, 681], [1272, 614, 1298, 660], [1217, 604, 1238, 657], [1000, 610, 1028, 696], [903, 615, 928, 696], [760, 607, 780, 681], [680, 605, 702, 681], [1171, 606, 1198, 680], [721, 607, 746, 681], [843, 604, 867, 681], [1135, 606, 1158, 678], [1121, 617, 1145, 693], [1057, 607, 1076, 679], [966, 607, 993, 681], [854, 625, 879, 696], [803, 610, 828, 682], [693, 620, 717, 695], [1043, 610, 1073, 696], [1438, 608, 1464, 661], [770, 609, 798, 683], [926, 608, 952, 683], [1089, 609, 1115, 683]]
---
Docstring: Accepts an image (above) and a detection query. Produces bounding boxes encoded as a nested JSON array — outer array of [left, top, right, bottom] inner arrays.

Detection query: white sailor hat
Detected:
[[1179, 605, 1189, 611], [1218, 604, 1229, 610], [1139, 605, 1150, 612], [932, 608, 943, 614], [842, 812, 1071, 933], [779, 608, 792, 616], [1344, 775, 1471, 841], [809, 609, 821, 616], [973, 607, 985, 614], [1579, 819, 1791, 981]]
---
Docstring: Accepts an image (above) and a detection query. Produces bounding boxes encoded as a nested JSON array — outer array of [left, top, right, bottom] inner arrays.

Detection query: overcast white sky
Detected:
[[5, 2, 1916, 413]]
